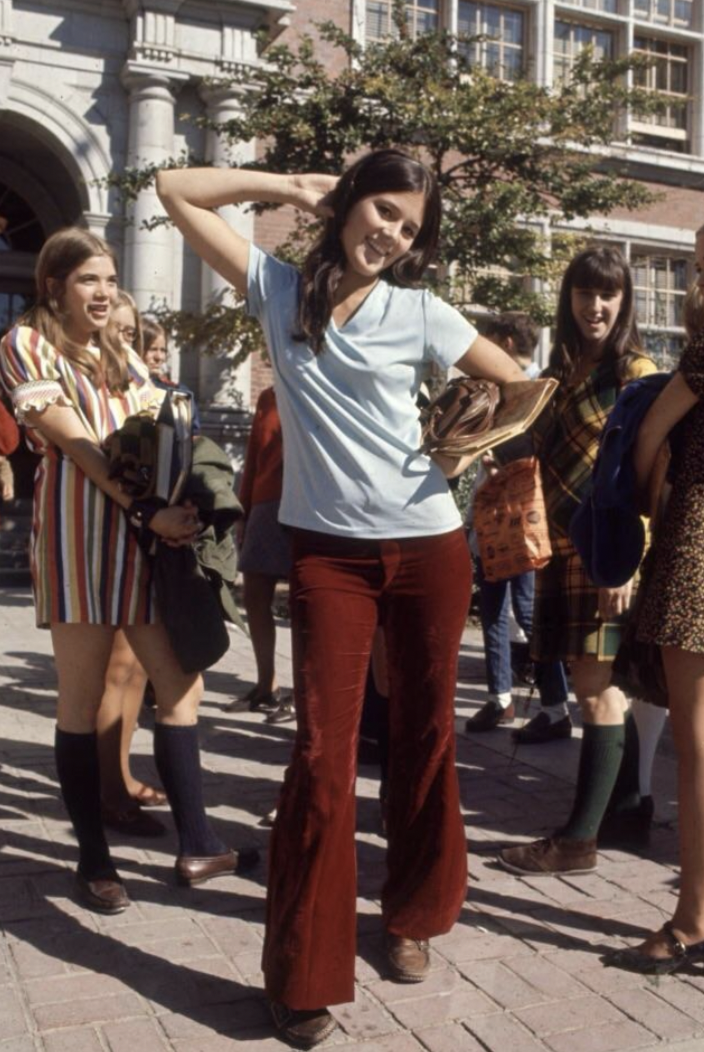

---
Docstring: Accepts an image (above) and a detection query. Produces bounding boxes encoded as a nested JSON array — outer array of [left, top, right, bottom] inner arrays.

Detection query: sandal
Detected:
[[269, 1002, 337, 1049], [604, 921, 704, 975], [131, 784, 167, 807]]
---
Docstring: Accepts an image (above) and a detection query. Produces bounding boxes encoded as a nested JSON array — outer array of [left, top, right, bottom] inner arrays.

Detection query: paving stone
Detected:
[[0, 986, 30, 1039], [543, 1019, 657, 1052], [42, 1030, 104, 1052], [0, 1038, 39, 1052], [386, 984, 498, 1029], [332, 989, 399, 1040], [466, 1012, 546, 1052], [514, 993, 626, 1035], [606, 985, 704, 1040], [101, 1018, 170, 1052], [32, 993, 146, 1031], [24, 972, 129, 1005], [413, 1022, 486, 1052]]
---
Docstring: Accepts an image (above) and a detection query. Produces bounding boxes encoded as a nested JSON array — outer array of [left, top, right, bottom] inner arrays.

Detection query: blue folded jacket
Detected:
[[570, 372, 671, 588]]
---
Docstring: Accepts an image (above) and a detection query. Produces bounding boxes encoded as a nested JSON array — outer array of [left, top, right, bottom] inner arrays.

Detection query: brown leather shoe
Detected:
[[175, 847, 260, 886], [270, 1002, 337, 1048], [464, 699, 515, 733], [74, 873, 130, 915], [499, 835, 597, 876], [386, 934, 431, 982]]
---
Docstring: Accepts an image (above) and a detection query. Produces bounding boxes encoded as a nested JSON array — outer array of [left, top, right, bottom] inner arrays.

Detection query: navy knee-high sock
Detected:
[[54, 728, 116, 881], [153, 723, 227, 858]]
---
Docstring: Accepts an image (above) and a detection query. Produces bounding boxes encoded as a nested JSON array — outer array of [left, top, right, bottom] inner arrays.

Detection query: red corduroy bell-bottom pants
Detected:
[[262, 526, 472, 1009]]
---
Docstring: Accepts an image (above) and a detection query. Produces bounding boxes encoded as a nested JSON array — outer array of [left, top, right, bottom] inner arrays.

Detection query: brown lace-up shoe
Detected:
[[499, 835, 597, 876], [387, 934, 431, 982], [269, 1002, 337, 1049]]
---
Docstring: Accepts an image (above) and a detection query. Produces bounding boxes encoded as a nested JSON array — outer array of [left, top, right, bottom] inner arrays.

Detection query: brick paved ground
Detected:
[[0, 582, 701, 1052]]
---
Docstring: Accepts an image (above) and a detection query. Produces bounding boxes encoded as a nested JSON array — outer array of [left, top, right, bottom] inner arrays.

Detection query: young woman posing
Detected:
[[608, 226, 704, 972], [499, 246, 656, 877], [0, 228, 258, 916], [157, 149, 524, 1048]]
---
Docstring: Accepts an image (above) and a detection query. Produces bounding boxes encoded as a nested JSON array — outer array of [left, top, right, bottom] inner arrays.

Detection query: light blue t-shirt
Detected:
[[247, 245, 478, 538]]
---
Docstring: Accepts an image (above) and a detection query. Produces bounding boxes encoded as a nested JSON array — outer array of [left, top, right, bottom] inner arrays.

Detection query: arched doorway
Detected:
[[0, 119, 84, 509]]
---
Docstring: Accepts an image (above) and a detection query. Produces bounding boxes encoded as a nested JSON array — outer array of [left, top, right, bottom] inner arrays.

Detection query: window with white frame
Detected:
[[458, 2, 526, 80], [557, 0, 618, 14], [631, 36, 689, 150], [632, 251, 689, 365], [365, 0, 442, 40], [633, 252, 688, 328], [633, 0, 694, 28], [553, 20, 614, 85]]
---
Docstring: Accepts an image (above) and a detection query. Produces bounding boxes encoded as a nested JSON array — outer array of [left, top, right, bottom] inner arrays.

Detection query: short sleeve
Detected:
[[246, 245, 299, 325], [624, 354, 658, 383], [422, 292, 478, 370], [679, 332, 704, 399], [0, 326, 72, 423]]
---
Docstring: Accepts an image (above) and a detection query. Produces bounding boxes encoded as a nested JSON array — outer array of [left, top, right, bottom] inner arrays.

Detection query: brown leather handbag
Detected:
[[420, 377, 501, 458]]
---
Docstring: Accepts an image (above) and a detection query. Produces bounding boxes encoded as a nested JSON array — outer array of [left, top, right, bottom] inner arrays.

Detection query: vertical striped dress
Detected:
[[0, 325, 160, 627]]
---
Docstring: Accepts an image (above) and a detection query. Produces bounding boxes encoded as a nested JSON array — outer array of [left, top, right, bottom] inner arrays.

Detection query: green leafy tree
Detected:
[[111, 4, 664, 359]]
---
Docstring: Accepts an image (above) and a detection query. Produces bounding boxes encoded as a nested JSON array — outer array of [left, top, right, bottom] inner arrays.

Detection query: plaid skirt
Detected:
[[531, 537, 629, 663]]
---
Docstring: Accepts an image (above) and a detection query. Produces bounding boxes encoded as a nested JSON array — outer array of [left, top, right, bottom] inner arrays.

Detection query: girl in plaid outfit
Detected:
[[499, 246, 656, 877]]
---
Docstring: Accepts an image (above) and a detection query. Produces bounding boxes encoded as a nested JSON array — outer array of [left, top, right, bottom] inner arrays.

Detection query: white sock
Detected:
[[631, 698, 668, 797], [490, 692, 513, 710]]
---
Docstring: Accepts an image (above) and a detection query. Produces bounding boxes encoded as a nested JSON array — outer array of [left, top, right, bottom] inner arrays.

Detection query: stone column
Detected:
[[197, 82, 256, 414], [120, 64, 187, 311]]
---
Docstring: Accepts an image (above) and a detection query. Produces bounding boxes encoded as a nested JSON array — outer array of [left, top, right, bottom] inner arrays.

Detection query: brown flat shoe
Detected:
[[386, 934, 430, 982], [464, 699, 515, 733], [270, 1002, 337, 1049], [74, 873, 130, 915], [499, 835, 597, 876], [175, 847, 260, 886]]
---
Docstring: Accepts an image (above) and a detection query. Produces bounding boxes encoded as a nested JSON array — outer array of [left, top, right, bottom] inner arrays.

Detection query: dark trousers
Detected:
[[262, 527, 472, 1009]]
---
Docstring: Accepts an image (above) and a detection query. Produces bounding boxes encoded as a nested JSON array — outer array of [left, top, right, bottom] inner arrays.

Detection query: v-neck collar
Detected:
[[330, 279, 383, 332]]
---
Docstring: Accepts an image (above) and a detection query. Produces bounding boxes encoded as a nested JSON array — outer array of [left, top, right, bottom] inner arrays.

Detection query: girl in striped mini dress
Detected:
[[0, 227, 258, 915]]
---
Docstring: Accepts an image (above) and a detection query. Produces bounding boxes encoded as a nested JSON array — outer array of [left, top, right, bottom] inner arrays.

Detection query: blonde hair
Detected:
[[111, 289, 144, 358], [683, 282, 704, 340], [21, 226, 130, 392]]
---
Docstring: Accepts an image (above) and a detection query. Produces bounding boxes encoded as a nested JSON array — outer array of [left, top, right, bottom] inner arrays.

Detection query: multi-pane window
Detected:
[[557, 0, 618, 13], [365, 0, 441, 40], [633, 0, 694, 28], [553, 21, 614, 84], [633, 253, 688, 329], [632, 36, 689, 148], [458, 2, 526, 80]]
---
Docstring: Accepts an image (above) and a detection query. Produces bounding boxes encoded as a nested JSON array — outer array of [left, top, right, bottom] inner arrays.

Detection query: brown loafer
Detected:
[[499, 835, 597, 876], [175, 847, 260, 886], [386, 934, 430, 982], [74, 873, 130, 915], [270, 1002, 337, 1049]]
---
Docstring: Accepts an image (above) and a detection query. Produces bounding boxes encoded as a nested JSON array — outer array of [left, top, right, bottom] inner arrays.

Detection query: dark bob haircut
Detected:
[[295, 149, 441, 354], [548, 245, 643, 384]]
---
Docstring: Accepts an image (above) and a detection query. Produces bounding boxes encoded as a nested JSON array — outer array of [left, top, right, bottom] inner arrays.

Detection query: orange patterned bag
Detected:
[[473, 456, 552, 582]]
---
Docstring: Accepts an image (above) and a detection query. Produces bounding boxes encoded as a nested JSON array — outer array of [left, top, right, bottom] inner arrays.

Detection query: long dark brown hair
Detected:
[[20, 227, 130, 392], [548, 245, 645, 385], [295, 149, 442, 355]]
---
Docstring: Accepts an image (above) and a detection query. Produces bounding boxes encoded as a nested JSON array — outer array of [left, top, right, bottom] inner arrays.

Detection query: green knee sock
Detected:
[[605, 712, 641, 815], [561, 723, 625, 841]]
